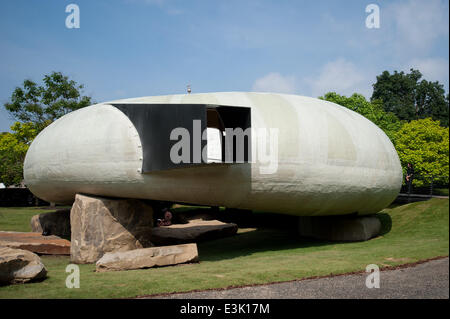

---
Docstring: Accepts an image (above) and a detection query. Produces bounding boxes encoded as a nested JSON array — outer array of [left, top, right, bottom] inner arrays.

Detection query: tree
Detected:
[[394, 118, 449, 187], [1, 72, 92, 186], [4, 72, 92, 131], [415, 80, 449, 127], [371, 68, 449, 126], [320, 92, 403, 141], [0, 122, 38, 186]]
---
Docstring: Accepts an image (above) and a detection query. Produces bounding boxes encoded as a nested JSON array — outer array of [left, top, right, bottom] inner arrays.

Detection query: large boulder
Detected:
[[150, 219, 238, 246], [70, 194, 154, 264], [0, 231, 70, 255], [31, 209, 71, 239], [298, 215, 381, 242], [0, 246, 47, 285], [96, 243, 198, 272]]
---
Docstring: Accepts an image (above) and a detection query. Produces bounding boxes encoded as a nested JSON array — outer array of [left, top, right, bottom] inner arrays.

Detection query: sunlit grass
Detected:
[[0, 206, 65, 232]]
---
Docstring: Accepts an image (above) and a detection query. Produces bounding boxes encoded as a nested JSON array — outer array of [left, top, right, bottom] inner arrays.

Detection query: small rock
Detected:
[[0, 246, 47, 285], [96, 243, 198, 272]]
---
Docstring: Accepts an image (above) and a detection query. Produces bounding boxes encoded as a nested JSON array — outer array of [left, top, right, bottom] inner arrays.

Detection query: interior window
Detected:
[[206, 106, 251, 164], [206, 128, 223, 163]]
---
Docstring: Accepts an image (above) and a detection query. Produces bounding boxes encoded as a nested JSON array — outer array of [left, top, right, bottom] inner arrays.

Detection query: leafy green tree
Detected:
[[4, 72, 92, 131], [320, 92, 403, 141], [415, 80, 449, 127], [0, 122, 38, 186], [371, 69, 449, 126], [394, 118, 449, 187], [1, 72, 92, 186]]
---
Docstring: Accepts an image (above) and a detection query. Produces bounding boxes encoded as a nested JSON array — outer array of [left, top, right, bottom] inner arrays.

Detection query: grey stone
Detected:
[[30, 209, 71, 239], [298, 215, 381, 242], [0, 246, 47, 285], [70, 194, 154, 264], [150, 219, 238, 246], [96, 243, 198, 272]]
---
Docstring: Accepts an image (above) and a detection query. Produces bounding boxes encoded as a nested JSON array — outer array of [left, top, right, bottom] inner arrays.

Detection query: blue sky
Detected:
[[0, 0, 448, 132]]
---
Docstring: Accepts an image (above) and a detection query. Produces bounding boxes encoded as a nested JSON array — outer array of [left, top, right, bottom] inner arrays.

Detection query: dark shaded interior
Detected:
[[112, 103, 251, 172]]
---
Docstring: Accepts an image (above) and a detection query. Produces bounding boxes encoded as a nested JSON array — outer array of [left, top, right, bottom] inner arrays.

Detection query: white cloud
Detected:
[[252, 72, 297, 94], [305, 58, 369, 98], [387, 0, 449, 53], [251, 60, 375, 98], [249, 1, 450, 99]]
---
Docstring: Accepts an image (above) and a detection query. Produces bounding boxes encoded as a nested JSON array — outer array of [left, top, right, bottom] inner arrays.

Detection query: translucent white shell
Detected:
[[24, 92, 402, 216]]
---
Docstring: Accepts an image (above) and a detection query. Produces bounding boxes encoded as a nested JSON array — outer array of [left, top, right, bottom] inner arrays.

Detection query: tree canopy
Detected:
[[371, 69, 449, 126], [394, 118, 449, 187], [0, 122, 38, 186], [4, 72, 92, 131]]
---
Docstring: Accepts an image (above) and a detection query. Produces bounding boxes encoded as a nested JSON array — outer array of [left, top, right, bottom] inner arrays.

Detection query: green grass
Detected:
[[0, 199, 448, 299], [0, 207, 56, 232]]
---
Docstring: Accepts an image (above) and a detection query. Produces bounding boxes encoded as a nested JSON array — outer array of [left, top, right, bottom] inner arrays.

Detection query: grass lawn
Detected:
[[0, 207, 56, 232], [0, 198, 448, 299]]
